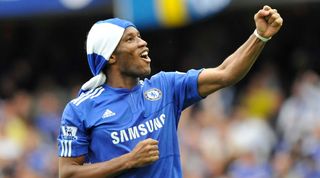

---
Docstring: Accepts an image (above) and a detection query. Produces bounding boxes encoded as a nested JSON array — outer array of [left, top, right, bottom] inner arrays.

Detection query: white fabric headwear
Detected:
[[80, 18, 135, 91]]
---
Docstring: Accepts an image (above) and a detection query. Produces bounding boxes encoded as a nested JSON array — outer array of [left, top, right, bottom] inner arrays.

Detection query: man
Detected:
[[58, 5, 283, 178]]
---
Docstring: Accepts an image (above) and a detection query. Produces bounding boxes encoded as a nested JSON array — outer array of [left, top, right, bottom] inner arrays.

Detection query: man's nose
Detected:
[[138, 38, 147, 46]]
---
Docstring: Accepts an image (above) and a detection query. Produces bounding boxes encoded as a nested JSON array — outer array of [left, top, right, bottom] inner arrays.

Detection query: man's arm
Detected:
[[59, 138, 159, 178], [198, 5, 283, 97]]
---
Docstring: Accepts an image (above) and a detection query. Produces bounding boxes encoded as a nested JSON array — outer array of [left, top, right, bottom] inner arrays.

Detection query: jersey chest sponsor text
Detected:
[[111, 114, 166, 144]]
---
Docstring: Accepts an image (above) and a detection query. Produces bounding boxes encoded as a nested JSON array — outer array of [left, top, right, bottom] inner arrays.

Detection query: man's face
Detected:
[[112, 27, 151, 78]]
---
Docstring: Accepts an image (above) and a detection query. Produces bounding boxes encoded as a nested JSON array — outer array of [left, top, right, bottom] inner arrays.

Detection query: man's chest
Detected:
[[84, 88, 179, 162], [86, 88, 170, 127]]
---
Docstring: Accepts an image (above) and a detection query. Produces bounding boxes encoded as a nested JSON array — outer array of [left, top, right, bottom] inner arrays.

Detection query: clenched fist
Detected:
[[254, 5, 283, 39], [127, 138, 160, 168]]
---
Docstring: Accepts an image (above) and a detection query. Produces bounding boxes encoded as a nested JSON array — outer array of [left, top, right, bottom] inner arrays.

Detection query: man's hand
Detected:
[[254, 5, 283, 38], [127, 138, 159, 168]]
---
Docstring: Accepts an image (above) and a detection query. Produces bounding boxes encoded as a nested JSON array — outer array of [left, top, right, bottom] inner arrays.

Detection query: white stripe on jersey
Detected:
[[63, 140, 69, 157], [63, 140, 68, 157], [59, 140, 71, 157], [71, 88, 97, 104], [72, 87, 104, 106], [60, 140, 65, 157], [90, 88, 105, 99], [75, 87, 102, 105], [68, 140, 72, 157]]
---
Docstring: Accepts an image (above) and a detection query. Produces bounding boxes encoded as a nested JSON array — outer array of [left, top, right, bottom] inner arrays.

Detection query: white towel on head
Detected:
[[80, 23, 123, 91], [86, 22, 125, 75], [80, 18, 135, 92], [81, 72, 106, 91]]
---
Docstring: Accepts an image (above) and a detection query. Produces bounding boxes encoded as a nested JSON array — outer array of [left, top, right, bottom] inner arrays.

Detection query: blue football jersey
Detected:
[[58, 69, 203, 178]]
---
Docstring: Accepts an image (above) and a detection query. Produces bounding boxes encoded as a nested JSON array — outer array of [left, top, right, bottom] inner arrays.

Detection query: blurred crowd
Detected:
[[180, 68, 320, 178], [0, 85, 74, 178], [1, 4, 320, 178]]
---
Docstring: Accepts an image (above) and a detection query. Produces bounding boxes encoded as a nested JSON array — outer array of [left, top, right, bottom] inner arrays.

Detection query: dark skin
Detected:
[[106, 27, 151, 88], [59, 5, 283, 178]]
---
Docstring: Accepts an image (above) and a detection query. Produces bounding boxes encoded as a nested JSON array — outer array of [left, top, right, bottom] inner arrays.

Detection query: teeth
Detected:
[[141, 51, 148, 57]]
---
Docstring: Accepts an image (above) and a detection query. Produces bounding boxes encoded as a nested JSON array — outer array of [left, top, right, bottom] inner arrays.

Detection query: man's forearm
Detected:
[[59, 138, 159, 178], [197, 32, 268, 96], [59, 153, 133, 178], [218, 32, 266, 85]]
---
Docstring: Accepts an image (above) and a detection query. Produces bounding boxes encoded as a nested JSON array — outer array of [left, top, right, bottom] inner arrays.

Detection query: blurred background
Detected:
[[0, 0, 320, 178]]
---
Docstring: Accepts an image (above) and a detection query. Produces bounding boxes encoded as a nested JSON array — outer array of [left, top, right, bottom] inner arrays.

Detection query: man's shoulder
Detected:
[[147, 70, 191, 82], [141, 71, 167, 86], [147, 71, 175, 81], [69, 86, 106, 107]]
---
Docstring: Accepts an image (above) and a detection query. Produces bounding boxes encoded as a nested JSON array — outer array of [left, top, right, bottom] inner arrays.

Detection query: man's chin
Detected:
[[142, 70, 151, 77], [140, 68, 151, 77]]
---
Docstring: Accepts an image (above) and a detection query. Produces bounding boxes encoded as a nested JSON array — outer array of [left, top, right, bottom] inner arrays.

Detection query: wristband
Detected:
[[254, 29, 271, 42]]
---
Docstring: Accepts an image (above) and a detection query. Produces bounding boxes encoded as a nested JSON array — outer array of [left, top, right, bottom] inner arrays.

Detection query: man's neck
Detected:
[[106, 74, 140, 89]]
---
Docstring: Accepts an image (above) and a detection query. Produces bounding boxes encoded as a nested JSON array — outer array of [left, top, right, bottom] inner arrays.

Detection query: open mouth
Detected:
[[140, 50, 151, 62]]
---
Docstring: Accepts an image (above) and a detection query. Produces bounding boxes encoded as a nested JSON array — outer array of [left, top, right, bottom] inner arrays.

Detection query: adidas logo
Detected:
[[102, 109, 116, 118]]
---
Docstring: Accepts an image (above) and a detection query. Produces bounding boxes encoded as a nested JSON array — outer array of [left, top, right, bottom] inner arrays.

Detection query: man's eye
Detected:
[[126, 37, 133, 42]]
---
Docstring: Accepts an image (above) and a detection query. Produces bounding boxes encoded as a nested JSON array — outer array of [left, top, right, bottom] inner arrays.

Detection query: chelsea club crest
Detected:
[[144, 88, 162, 101]]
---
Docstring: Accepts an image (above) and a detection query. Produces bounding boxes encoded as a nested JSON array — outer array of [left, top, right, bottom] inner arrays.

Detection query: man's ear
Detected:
[[108, 54, 116, 64]]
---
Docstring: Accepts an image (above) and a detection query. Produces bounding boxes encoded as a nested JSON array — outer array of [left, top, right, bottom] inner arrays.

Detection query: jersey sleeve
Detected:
[[57, 103, 89, 157], [164, 69, 204, 112]]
